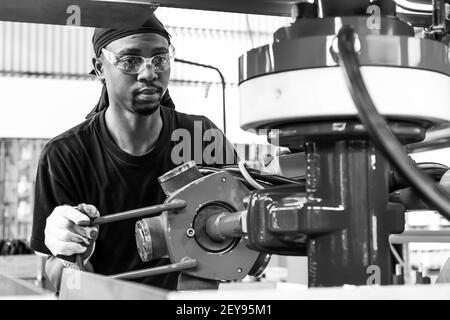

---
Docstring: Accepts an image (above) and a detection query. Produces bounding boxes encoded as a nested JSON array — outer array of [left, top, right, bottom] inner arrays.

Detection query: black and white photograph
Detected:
[[0, 0, 449, 305]]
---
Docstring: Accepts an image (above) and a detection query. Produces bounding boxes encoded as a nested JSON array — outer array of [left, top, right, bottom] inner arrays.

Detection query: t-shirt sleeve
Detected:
[[200, 116, 239, 167], [30, 143, 81, 255]]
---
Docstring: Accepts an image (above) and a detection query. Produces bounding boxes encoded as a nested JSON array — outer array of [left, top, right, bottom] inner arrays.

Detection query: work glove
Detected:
[[44, 203, 100, 266]]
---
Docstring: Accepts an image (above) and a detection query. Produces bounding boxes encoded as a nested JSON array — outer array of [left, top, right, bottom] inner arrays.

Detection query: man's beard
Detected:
[[131, 102, 160, 116]]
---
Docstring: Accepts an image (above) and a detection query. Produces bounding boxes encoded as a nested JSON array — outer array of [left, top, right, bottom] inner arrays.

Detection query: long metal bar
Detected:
[[0, 0, 292, 25], [110, 259, 198, 280], [407, 126, 450, 153], [0, 0, 435, 29], [0, 0, 157, 28], [155, 0, 293, 16], [80, 199, 186, 226], [0, 141, 5, 240], [390, 230, 450, 243]]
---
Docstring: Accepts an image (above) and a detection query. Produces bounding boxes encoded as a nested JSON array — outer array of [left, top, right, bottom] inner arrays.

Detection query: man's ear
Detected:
[[92, 57, 105, 82]]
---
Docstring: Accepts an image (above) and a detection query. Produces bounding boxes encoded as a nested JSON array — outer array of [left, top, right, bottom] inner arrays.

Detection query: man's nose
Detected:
[[137, 64, 158, 82]]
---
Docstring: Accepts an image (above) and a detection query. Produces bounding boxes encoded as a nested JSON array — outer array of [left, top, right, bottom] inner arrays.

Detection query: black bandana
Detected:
[[92, 14, 171, 58], [87, 13, 174, 119]]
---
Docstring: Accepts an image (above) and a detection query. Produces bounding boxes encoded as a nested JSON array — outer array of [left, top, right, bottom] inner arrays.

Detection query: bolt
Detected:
[[243, 196, 250, 209], [186, 228, 195, 238], [221, 177, 227, 183], [237, 268, 243, 273]]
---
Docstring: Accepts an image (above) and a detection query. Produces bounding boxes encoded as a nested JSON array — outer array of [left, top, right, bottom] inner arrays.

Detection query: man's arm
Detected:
[[31, 143, 78, 255], [31, 143, 98, 291]]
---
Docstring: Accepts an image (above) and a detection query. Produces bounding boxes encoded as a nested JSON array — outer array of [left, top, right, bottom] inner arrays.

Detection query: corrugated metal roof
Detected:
[[0, 22, 94, 76], [0, 8, 289, 84]]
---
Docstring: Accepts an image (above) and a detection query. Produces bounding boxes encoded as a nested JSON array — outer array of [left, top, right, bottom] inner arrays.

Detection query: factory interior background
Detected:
[[0, 5, 450, 289]]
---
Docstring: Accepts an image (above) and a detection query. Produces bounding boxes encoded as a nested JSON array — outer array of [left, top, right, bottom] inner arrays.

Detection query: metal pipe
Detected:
[[432, 0, 446, 30], [80, 199, 186, 227], [205, 211, 245, 241], [110, 259, 198, 280], [390, 230, 450, 244], [158, 161, 202, 196], [174, 58, 227, 135]]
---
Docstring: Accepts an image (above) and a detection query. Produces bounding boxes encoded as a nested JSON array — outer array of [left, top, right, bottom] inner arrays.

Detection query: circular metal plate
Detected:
[[162, 172, 259, 281]]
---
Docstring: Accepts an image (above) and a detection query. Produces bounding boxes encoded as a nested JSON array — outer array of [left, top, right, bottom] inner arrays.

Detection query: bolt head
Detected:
[[186, 228, 195, 238]]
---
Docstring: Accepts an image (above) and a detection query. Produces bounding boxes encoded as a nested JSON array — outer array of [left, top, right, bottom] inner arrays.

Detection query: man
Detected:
[[30, 14, 235, 292]]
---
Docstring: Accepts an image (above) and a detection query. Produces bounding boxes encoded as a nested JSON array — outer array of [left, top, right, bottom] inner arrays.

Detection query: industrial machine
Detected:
[[1, 0, 450, 296], [109, 0, 450, 289], [237, 0, 450, 287]]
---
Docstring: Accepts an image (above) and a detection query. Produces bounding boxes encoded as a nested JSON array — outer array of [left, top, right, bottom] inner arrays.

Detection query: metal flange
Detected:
[[160, 171, 261, 281]]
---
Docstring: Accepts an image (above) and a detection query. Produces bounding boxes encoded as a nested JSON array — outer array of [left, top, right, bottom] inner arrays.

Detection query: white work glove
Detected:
[[44, 203, 100, 266]]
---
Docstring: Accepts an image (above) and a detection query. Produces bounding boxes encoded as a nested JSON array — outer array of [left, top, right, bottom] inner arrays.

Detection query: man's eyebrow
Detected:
[[117, 48, 142, 55], [152, 47, 169, 52]]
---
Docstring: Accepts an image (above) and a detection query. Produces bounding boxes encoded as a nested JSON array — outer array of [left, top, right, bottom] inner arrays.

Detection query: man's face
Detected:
[[97, 33, 171, 116]]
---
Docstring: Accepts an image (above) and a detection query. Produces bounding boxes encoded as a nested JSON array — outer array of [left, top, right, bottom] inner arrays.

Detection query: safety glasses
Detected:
[[101, 45, 175, 74]]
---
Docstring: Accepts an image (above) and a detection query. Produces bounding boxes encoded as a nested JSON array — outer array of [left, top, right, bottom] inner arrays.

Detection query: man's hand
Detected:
[[44, 204, 100, 263]]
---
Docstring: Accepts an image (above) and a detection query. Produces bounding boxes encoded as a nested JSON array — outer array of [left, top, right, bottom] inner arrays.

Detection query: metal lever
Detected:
[[73, 200, 186, 271], [109, 258, 198, 280], [78, 199, 186, 227]]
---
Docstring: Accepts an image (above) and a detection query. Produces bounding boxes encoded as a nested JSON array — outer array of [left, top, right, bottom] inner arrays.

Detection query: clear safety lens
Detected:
[[102, 45, 175, 74]]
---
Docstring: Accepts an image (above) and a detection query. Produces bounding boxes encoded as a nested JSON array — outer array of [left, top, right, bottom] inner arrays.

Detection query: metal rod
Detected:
[[82, 199, 186, 227], [205, 211, 245, 241], [431, 0, 446, 29], [0, 141, 5, 240], [390, 230, 450, 244], [110, 259, 198, 280], [174, 58, 227, 135]]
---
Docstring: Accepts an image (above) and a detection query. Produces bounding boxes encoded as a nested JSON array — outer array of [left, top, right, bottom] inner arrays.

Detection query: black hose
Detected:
[[417, 162, 449, 171], [389, 162, 449, 191], [395, 1, 432, 14], [334, 25, 450, 221], [199, 167, 273, 189], [220, 166, 305, 186], [199, 166, 305, 191], [200, 165, 305, 185]]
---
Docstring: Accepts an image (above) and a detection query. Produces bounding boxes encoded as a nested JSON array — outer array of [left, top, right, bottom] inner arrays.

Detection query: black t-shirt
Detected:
[[30, 106, 236, 290]]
